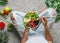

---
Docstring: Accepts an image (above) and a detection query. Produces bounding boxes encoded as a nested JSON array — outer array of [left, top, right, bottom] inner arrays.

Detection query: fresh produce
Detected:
[[0, 31, 8, 43], [0, 6, 12, 18], [24, 11, 39, 28], [7, 23, 14, 31], [25, 11, 38, 20], [3, 11, 9, 15], [3, 6, 11, 12], [0, 10, 4, 14], [0, 0, 8, 6], [29, 20, 36, 28], [0, 22, 5, 30], [45, 0, 60, 22]]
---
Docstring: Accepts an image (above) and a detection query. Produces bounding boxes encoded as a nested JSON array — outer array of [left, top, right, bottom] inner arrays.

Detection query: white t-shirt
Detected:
[[26, 36, 48, 43], [11, 8, 56, 41]]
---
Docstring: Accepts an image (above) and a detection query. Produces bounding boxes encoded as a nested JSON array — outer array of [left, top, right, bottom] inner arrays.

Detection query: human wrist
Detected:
[[44, 25, 48, 29], [23, 32, 28, 38], [23, 35, 28, 40], [45, 26, 49, 32]]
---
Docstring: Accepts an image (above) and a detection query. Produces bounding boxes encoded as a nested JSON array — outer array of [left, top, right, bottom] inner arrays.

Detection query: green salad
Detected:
[[24, 11, 39, 28]]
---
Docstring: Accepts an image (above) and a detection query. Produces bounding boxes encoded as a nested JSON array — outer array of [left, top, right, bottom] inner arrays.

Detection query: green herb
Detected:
[[45, 0, 60, 22], [0, 0, 8, 6], [0, 31, 8, 43]]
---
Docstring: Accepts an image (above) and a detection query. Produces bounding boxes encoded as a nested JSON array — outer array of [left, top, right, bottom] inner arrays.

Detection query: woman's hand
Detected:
[[21, 26, 29, 43], [41, 17, 53, 42], [23, 26, 29, 38], [41, 17, 47, 28]]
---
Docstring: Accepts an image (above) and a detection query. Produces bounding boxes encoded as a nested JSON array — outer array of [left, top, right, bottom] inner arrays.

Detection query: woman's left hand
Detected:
[[21, 26, 29, 43], [23, 26, 29, 37]]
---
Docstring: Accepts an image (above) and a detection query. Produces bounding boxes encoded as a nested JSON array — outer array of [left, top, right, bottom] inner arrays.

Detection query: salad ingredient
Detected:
[[29, 20, 36, 28], [0, 10, 4, 14], [24, 18, 31, 23], [0, 6, 12, 19], [25, 11, 38, 20], [0, 0, 8, 6], [0, 22, 5, 30], [3, 11, 9, 15], [0, 31, 8, 43], [7, 23, 14, 31], [45, 0, 60, 22], [3, 6, 10, 12], [24, 11, 39, 28]]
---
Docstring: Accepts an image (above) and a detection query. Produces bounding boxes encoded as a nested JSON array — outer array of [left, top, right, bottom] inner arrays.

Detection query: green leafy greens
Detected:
[[0, 31, 8, 43], [45, 0, 60, 22], [0, 0, 8, 6], [24, 11, 39, 26]]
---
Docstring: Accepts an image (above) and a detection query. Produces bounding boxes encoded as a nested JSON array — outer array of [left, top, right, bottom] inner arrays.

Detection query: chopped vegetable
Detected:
[[0, 31, 8, 43], [24, 11, 39, 28], [0, 22, 5, 30], [29, 20, 36, 28]]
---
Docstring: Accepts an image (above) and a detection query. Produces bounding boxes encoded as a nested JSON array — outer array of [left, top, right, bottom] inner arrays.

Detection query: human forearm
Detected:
[[21, 37, 27, 43], [21, 27, 29, 43], [23, 29, 29, 38], [21, 32, 28, 43], [45, 26, 53, 42], [41, 17, 53, 43]]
